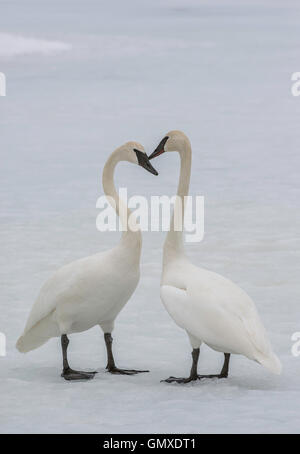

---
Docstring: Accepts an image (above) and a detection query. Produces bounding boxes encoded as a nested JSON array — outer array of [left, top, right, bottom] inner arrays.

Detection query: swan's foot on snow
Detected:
[[197, 353, 230, 380], [162, 348, 200, 384], [161, 375, 197, 383], [60, 334, 97, 381], [106, 366, 149, 375], [197, 372, 228, 380], [162, 372, 228, 383], [161, 350, 230, 384], [61, 367, 97, 381], [104, 332, 149, 376]]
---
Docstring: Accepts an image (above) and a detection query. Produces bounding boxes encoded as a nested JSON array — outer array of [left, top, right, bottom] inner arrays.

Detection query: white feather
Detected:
[[157, 130, 281, 375]]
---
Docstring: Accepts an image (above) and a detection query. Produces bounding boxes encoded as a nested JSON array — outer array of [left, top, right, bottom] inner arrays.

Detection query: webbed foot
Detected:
[[107, 366, 149, 375], [61, 367, 97, 381]]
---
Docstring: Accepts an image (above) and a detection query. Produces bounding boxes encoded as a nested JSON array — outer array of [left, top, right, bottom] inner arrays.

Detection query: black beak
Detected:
[[149, 136, 169, 160], [134, 149, 158, 176]]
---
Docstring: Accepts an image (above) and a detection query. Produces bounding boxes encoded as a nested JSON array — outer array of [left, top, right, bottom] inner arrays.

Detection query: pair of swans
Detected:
[[17, 131, 281, 382]]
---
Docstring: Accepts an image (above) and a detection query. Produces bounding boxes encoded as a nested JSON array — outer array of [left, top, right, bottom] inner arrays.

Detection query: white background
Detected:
[[0, 0, 300, 434]]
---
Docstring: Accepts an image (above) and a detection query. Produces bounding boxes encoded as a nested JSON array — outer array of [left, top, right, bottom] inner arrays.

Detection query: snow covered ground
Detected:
[[1, 0, 300, 434], [0, 33, 71, 58]]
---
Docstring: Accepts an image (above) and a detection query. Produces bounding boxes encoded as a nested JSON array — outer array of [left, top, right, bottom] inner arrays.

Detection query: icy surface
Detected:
[[0, 33, 71, 58], [0, 0, 300, 434]]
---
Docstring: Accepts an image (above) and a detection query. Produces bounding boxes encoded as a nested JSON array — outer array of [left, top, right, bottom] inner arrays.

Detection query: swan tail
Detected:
[[256, 352, 282, 375], [16, 313, 59, 353], [16, 332, 49, 353]]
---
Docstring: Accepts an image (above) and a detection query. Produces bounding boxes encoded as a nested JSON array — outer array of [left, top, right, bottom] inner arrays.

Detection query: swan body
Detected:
[[17, 142, 158, 379], [17, 245, 139, 352], [150, 131, 281, 381], [161, 263, 280, 372]]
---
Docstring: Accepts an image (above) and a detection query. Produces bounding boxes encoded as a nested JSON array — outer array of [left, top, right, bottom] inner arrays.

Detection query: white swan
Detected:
[[149, 131, 281, 382], [17, 142, 158, 380]]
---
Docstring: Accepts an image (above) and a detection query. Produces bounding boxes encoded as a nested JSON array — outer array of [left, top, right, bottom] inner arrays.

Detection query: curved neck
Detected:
[[102, 148, 142, 249], [164, 143, 192, 258]]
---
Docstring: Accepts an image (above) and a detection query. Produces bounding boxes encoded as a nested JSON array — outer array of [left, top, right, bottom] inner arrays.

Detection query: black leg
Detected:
[[162, 351, 230, 384], [221, 353, 230, 377], [162, 348, 200, 383], [197, 353, 230, 379], [104, 333, 149, 375], [60, 334, 97, 381]]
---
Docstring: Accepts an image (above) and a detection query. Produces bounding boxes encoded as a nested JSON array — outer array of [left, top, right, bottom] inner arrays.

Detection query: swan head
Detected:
[[122, 141, 158, 175], [149, 130, 190, 159]]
